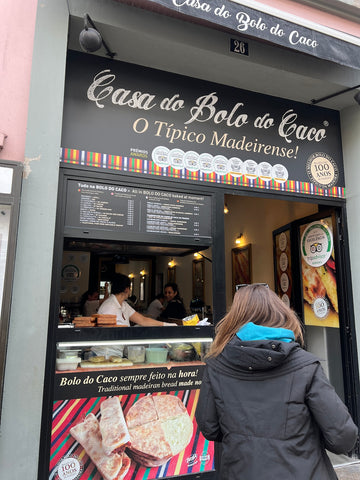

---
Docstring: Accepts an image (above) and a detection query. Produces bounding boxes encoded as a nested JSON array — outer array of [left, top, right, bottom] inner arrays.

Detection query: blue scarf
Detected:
[[236, 322, 295, 343]]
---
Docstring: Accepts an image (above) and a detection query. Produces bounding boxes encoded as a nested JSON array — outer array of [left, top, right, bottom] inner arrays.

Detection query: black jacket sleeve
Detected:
[[195, 367, 223, 442], [305, 363, 358, 454], [162, 299, 186, 319]]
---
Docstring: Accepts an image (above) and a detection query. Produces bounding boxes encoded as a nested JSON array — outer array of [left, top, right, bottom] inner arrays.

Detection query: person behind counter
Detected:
[[98, 274, 175, 327], [80, 284, 109, 316], [146, 293, 165, 319], [195, 284, 358, 479], [161, 283, 187, 320]]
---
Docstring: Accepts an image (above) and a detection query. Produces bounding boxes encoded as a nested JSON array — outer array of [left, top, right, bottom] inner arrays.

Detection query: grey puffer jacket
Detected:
[[195, 337, 358, 479]]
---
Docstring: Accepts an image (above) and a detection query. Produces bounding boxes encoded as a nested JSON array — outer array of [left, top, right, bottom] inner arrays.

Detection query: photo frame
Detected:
[[232, 245, 252, 295], [167, 266, 176, 283], [192, 259, 205, 300]]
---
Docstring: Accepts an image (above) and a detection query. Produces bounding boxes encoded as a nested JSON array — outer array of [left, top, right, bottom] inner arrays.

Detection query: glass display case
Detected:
[[50, 326, 215, 480]]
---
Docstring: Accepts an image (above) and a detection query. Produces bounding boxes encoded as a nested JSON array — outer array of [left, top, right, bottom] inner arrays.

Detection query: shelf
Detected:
[[56, 325, 214, 343]]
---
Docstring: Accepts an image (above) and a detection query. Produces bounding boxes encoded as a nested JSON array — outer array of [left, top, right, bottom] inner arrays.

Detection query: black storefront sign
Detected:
[[64, 180, 212, 243], [62, 51, 345, 198], [140, 0, 360, 70]]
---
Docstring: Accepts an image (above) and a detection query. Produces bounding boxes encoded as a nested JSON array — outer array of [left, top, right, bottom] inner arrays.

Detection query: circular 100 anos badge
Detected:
[[306, 152, 339, 189], [301, 221, 333, 267], [56, 455, 83, 480]]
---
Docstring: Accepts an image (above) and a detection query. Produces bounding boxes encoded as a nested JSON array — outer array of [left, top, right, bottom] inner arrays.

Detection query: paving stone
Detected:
[[334, 462, 360, 479]]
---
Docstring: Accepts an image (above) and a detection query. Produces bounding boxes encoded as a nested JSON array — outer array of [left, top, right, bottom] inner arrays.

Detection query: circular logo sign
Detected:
[[184, 151, 200, 171], [279, 232, 287, 252], [56, 456, 83, 480], [301, 221, 333, 267], [312, 297, 330, 319], [228, 157, 243, 177], [61, 265, 80, 281], [168, 148, 185, 170], [281, 293, 290, 307], [198, 153, 214, 174], [280, 272, 289, 293], [306, 152, 339, 188], [279, 252, 288, 272], [152, 146, 170, 167]]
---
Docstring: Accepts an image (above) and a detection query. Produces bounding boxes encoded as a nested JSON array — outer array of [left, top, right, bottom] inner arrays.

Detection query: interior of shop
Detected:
[[58, 192, 344, 399]]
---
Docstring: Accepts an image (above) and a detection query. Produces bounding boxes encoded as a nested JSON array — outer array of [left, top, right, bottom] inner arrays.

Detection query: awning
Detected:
[[121, 0, 360, 70]]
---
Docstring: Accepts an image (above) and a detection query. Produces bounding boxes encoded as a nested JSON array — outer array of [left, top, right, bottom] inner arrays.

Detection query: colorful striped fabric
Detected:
[[49, 391, 215, 479], [60, 147, 345, 199]]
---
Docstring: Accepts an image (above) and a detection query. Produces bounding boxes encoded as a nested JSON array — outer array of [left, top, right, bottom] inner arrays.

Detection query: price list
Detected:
[[65, 180, 211, 240]]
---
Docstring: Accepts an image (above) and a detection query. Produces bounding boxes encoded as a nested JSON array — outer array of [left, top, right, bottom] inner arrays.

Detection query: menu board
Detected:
[[64, 180, 212, 242]]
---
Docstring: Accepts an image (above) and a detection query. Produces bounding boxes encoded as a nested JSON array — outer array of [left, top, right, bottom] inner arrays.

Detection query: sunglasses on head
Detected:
[[235, 283, 269, 291]]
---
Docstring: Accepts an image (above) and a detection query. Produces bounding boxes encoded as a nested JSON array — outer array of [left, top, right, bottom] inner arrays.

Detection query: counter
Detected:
[[49, 325, 215, 480]]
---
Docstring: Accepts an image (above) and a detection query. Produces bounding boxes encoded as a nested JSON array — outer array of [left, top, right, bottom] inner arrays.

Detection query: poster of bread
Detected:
[[300, 217, 339, 328], [50, 365, 214, 479]]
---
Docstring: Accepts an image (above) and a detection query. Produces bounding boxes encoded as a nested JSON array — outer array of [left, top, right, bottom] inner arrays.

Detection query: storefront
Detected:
[[38, 15, 360, 476]]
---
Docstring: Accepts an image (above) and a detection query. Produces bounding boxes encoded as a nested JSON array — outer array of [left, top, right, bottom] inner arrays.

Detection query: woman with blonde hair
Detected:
[[195, 284, 357, 480]]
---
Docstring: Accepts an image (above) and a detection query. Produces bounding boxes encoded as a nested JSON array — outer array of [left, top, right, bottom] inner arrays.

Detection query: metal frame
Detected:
[[0, 160, 22, 419], [38, 164, 224, 479], [38, 162, 360, 476]]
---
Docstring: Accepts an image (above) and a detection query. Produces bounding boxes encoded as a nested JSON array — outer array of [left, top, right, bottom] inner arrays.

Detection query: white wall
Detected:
[[224, 194, 317, 308]]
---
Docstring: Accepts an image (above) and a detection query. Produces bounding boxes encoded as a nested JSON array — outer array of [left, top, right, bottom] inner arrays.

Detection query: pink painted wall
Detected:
[[0, 0, 38, 163], [255, 0, 360, 37]]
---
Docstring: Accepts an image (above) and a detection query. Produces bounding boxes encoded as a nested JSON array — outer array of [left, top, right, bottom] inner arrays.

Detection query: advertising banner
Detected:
[[300, 217, 339, 328], [61, 51, 345, 199], [49, 364, 214, 480]]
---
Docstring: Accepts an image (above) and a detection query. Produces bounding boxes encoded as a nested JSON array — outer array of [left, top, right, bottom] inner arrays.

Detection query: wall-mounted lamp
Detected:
[[140, 269, 146, 277], [235, 233, 243, 245], [168, 259, 176, 268], [193, 252, 212, 263], [224, 203, 229, 214], [311, 84, 360, 105], [79, 14, 116, 58], [128, 273, 134, 279]]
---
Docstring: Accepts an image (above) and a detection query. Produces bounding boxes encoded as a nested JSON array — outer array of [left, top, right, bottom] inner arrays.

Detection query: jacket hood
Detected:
[[207, 336, 319, 378]]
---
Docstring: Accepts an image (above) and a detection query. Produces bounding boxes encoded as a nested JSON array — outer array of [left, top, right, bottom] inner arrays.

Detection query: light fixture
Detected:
[[235, 233, 243, 245], [140, 269, 146, 276], [193, 252, 212, 263], [311, 84, 360, 105], [224, 203, 229, 214], [79, 14, 116, 58], [128, 273, 134, 279], [168, 259, 175, 268]]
